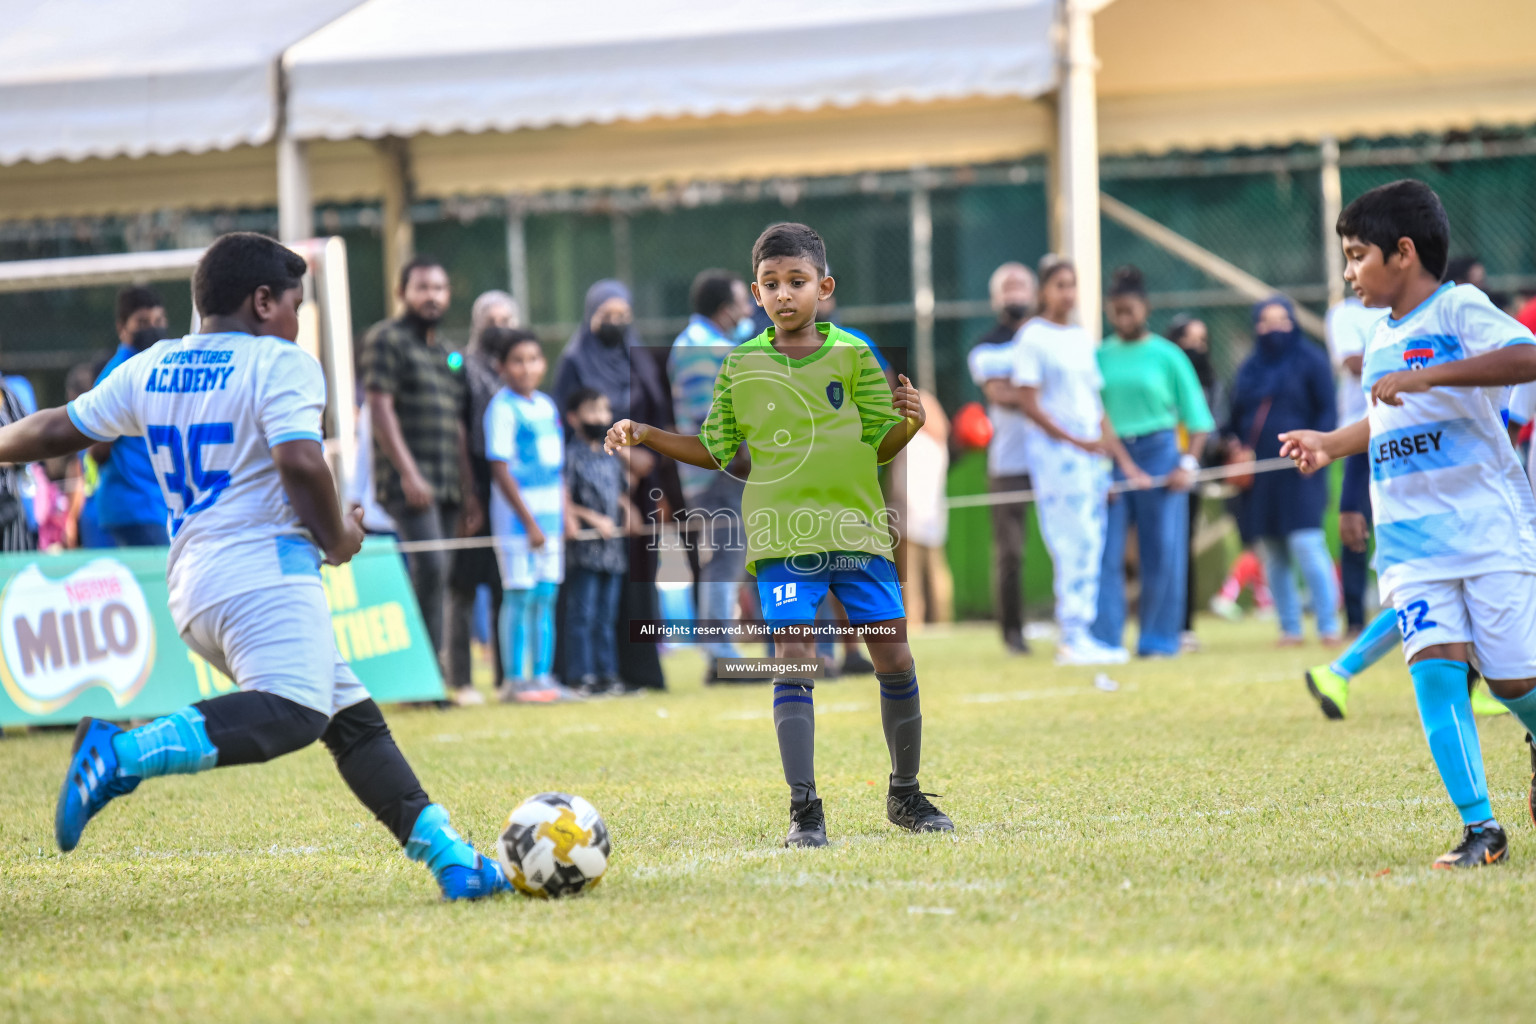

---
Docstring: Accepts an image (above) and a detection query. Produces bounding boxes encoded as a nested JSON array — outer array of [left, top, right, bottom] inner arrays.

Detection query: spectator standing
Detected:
[[1325, 297, 1385, 634], [485, 331, 576, 703], [363, 256, 483, 665], [63, 358, 113, 549], [668, 269, 754, 681], [891, 389, 954, 628], [444, 291, 521, 704], [1013, 257, 1143, 665], [966, 261, 1037, 654], [91, 287, 172, 546], [1226, 296, 1340, 645], [1092, 267, 1213, 658], [552, 279, 675, 692], [0, 379, 30, 551], [563, 388, 631, 694], [1167, 315, 1223, 646]]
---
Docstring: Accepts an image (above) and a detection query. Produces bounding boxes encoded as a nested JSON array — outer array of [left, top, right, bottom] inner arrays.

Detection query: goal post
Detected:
[[0, 238, 358, 496]]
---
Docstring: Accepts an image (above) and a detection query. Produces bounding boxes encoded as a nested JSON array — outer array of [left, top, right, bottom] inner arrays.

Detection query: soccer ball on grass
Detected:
[[496, 792, 610, 898]]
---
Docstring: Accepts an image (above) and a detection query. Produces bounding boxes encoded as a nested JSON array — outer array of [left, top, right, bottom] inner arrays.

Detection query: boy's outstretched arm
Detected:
[[0, 407, 92, 464], [1373, 344, 1536, 406], [273, 439, 365, 565], [1279, 416, 1370, 475], [876, 374, 926, 464], [604, 421, 720, 470]]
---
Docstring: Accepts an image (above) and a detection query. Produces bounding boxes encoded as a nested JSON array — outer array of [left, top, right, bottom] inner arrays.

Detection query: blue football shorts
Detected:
[[755, 551, 905, 626]]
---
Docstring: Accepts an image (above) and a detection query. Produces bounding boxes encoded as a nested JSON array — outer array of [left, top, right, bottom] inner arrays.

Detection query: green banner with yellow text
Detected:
[[0, 538, 442, 727]]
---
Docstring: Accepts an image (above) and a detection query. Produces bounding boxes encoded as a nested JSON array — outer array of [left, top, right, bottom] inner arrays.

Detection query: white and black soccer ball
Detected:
[[496, 792, 610, 898]]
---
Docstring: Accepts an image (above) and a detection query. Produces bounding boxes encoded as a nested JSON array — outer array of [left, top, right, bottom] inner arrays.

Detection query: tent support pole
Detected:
[[276, 134, 312, 244], [506, 199, 529, 322], [1059, 0, 1103, 341], [909, 180, 936, 391], [1320, 135, 1345, 309], [379, 137, 414, 312], [1099, 192, 1328, 339]]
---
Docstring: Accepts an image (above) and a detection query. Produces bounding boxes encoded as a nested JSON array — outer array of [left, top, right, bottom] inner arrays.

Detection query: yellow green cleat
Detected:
[[1305, 665, 1349, 720], [1470, 683, 1510, 718]]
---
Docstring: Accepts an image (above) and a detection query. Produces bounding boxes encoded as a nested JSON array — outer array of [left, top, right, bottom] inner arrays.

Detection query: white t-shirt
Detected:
[[967, 338, 1030, 477], [1363, 283, 1536, 600], [900, 428, 949, 548], [1010, 318, 1103, 441], [68, 332, 328, 626], [1326, 298, 1384, 425]]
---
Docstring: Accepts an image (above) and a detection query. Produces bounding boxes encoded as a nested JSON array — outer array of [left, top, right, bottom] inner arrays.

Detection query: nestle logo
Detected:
[[63, 577, 123, 605]]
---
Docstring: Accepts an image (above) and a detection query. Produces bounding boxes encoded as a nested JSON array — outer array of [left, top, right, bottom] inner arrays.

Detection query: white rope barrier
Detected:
[[390, 457, 1299, 554]]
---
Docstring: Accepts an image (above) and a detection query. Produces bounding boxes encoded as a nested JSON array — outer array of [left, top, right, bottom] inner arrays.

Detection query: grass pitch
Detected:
[[3, 618, 1535, 1023]]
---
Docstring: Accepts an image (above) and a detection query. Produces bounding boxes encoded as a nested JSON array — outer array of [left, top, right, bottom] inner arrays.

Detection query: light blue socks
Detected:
[[404, 803, 478, 877], [1410, 659, 1493, 824], [1331, 607, 1401, 678], [1491, 686, 1536, 741], [110, 706, 218, 780]]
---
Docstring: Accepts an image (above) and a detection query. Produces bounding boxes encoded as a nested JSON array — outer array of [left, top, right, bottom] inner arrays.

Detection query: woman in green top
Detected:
[[1090, 266, 1215, 657]]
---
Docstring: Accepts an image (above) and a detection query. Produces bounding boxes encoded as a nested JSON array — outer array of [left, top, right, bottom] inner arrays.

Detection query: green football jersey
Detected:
[[700, 324, 903, 573]]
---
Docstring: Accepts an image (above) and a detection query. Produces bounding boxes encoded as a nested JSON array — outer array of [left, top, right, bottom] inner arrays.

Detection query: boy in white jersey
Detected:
[[0, 233, 507, 900], [1282, 181, 1536, 868]]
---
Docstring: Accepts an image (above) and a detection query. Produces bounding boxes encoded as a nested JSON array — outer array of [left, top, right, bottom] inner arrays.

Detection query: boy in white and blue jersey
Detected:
[[0, 233, 506, 900], [483, 331, 572, 702], [1282, 181, 1536, 868]]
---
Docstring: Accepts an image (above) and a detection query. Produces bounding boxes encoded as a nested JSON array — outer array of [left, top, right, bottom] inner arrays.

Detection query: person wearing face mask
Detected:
[[553, 279, 675, 693], [363, 256, 484, 673], [442, 290, 521, 704], [668, 270, 755, 682], [1093, 267, 1214, 658], [1225, 295, 1340, 646], [88, 286, 173, 547], [967, 261, 1037, 654]]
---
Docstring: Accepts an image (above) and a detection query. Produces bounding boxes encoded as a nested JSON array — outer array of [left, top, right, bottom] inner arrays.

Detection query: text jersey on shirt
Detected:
[[967, 337, 1030, 477], [483, 388, 564, 541], [700, 325, 902, 574], [1363, 283, 1536, 599], [1010, 318, 1104, 440], [67, 333, 329, 626]]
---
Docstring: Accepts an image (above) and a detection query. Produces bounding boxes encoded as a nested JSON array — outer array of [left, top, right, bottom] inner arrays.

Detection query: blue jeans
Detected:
[[565, 568, 622, 680], [1091, 430, 1187, 656], [1260, 529, 1340, 639], [689, 475, 746, 660]]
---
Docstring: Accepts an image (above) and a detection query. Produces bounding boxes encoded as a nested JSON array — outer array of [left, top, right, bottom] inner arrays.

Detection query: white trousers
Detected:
[[1029, 437, 1109, 641]]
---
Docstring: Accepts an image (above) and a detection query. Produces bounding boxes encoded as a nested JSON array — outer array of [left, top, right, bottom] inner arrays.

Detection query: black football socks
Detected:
[[877, 665, 922, 790], [321, 699, 432, 846], [773, 679, 818, 808]]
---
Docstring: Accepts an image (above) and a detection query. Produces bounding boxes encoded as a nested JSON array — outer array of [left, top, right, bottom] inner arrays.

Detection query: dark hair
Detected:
[[751, 222, 827, 275], [115, 285, 163, 327], [486, 327, 541, 365], [1166, 313, 1201, 346], [564, 386, 606, 414], [690, 269, 741, 317], [193, 232, 307, 317], [1037, 254, 1074, 287], [1108, 265, 1146, 300], [1336, 179, 1450, 281], [1446, 254, 1483, 285], [398, 255, 446, 293]]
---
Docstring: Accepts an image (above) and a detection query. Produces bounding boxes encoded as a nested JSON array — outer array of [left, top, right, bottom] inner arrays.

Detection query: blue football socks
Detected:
[[1331, 607, 1400, 679], [1491, 685, 1536, 740], [111, 706, 218, 780], [1410, 659, 1493, 825], [405, 803, 479, 875]]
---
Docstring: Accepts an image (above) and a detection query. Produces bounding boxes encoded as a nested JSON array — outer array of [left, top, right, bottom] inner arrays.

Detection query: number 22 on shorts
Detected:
[[1396, 599, 1438, 642]]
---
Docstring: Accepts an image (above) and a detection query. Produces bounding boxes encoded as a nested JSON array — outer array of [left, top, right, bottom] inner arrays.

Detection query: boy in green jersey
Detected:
[[606, 222, 952, 847]]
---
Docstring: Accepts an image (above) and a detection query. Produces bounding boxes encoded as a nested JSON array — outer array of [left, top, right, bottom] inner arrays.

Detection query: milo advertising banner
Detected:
[[0, 538, 443, 727]]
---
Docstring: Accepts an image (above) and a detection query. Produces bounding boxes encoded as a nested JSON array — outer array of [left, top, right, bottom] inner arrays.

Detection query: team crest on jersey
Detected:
[[826, 381, 844, 409], [1402, 348, 1435, 370]]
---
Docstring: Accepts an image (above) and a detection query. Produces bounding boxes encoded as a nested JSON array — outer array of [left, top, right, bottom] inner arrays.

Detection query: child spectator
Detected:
[[562, 388, 631, 696], [484, 330, 579, 703]]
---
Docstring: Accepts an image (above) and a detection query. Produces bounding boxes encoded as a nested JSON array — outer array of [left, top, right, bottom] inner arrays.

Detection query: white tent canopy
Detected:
[[0, 0, 363, 166], [283, 0, 1057, 142]]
